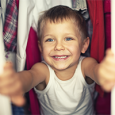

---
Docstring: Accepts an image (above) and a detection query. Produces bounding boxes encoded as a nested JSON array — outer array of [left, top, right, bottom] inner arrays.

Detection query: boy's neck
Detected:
[[53, 64, 78, 81]]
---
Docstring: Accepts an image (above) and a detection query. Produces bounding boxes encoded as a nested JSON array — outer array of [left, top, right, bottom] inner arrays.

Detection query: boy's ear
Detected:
[[38, 41, 42, 53], [81, 37, 90, 53]]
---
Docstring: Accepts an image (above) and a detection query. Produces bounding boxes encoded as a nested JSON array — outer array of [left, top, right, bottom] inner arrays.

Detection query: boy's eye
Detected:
[[46, 38, 54, 42], [65, 37, 73, 41]]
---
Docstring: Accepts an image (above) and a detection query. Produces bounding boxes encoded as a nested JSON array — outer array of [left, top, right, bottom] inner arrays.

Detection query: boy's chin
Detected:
[[52, 65, 69, 71]]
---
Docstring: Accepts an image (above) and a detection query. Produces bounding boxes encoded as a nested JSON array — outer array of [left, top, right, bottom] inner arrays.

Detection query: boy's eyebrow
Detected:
[[43, 34, 53, 38], [43, 33, 78, 38], [65, 33, 78, 37]]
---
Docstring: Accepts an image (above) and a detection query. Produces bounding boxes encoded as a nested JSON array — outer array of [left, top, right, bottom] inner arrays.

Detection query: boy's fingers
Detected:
[[0, 62, 25, 106], [3, 62, 13, 70], [0, 75, 24, 97], [106, 48, 115, 57], [102, 82, 115, 92], [11, 95, 25, 107]]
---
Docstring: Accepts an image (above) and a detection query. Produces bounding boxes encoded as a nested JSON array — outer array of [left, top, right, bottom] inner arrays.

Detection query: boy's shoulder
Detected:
[[33, 61, 47, 66], [82, 57, 97, 63], [81, 56, 98, 78], [31, 62, 49, 74], [31, 62, 50, 84], [81, 57, 97, 68]]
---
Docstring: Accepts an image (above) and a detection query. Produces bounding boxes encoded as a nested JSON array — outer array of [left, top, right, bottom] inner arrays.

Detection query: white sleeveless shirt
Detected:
[[34, 57, 95, 115]]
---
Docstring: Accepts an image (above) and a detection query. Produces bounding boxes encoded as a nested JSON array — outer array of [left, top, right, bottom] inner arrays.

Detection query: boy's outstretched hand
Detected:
[[97, 49, 115, 92], [0, 62, 25, 106]]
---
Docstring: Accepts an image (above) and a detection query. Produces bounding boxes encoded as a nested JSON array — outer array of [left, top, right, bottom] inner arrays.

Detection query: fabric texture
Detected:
[[10, 1, 25, 115], [87, 0, 111, 115], [104, 0, 111, 49], [12, 104, 24, 115], [3, 0, 18, 52], [95, 0, 111, 115], [26, 27, 41, 115], [0, 0, 7, 25], [71, 0, 89, 20], [87, 0, 105, 96], [34, 57, 95, 115]]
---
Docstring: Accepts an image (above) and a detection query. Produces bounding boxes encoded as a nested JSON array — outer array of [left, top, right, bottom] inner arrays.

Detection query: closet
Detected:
[[0, 0, 111, 115]]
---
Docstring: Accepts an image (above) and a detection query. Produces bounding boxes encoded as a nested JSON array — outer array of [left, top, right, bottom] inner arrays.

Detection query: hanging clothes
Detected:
[[71, 0, 89, 20], [16, 0, 46, 72], [0, 0, 7, 25], [86, 0, 110, 115], [0, 1, 13, 115], [3, 0, 18, 52], [86, 0, 105, 96], [104, 0, 111, 49], [0, 0, 6, 72], [95, 0, 111, 115]]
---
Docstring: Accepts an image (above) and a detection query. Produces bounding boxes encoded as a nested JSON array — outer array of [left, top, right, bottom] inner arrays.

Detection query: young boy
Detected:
[[0, 5, 115, 115]]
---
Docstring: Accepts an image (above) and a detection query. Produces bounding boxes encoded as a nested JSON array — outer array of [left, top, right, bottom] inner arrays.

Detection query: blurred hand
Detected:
[[0, 62, 25, 106], [97, 49, 115, 92]]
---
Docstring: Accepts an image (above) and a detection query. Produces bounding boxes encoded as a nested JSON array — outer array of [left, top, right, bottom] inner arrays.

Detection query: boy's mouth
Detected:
[[52, 55, 69, 60], [54, 56, 68, 59]]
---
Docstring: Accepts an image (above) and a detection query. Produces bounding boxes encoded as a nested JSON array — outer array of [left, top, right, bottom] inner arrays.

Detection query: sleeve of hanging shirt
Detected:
[[16, 0, 35, 72]]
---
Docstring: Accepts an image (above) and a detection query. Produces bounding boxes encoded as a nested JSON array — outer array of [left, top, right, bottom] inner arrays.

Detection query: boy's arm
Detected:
[[0, 62, 48, 106], [82, 49, 115, 92], [82, 57, 99, 84], [19, 62, 48, 93]]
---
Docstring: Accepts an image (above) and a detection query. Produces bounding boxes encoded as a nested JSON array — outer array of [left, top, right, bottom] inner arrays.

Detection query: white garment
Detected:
[[16, 0, 72, 72], [0, 0, 6, 73], [0, 3, 12, 115], [34, 57, 95, 115], [1, 0, 7, 25]]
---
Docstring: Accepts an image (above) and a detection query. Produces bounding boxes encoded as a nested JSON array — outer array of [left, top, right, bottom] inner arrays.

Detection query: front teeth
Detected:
[[54, 56, 67, 59]]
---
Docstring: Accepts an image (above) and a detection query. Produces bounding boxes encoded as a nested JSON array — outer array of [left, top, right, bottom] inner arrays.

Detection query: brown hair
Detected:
[[37, 5, 88, 42]]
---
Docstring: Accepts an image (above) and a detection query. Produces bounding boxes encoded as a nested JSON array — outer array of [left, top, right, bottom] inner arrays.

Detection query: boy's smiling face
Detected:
[[38, 19, 88, 71]]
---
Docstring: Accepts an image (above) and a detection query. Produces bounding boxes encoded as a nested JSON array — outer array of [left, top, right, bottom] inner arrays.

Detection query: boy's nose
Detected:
[[54, 42, 65, 51]]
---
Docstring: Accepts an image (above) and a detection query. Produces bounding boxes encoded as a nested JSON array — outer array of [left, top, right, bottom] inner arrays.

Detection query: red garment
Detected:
[[87, 0, 105, 96], [16, 0, 19, 9], [96, 92, 110, 115], [104, 0, 111, 49], [87, 0, 110, 115], [26, 27, 41, 115]]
